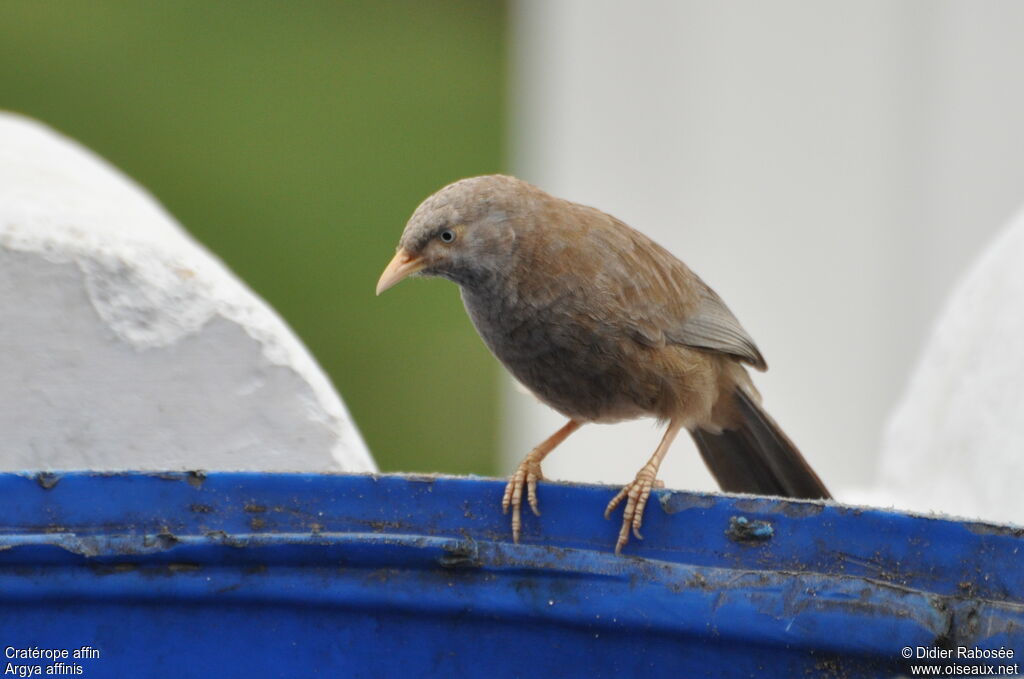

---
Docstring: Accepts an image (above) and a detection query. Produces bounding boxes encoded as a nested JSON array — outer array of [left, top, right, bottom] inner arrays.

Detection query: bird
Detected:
[[376, 174, 830, 553]]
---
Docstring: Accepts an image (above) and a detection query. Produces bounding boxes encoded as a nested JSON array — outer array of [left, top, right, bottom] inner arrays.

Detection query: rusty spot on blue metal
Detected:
[[734, 496, 825, 518], [142, 532, 180, 550], [726, 516, 774, 544], [964, 522, 1024, 538], [35, 472, 61, 490], [657, 490, 717, 514], [439, 540, 482, 569], [153, 470, 207, 488]]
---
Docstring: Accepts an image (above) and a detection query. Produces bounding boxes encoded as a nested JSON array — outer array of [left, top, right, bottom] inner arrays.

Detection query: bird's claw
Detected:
[[604, 464, 660, 554], [502, 452, 545, 543]]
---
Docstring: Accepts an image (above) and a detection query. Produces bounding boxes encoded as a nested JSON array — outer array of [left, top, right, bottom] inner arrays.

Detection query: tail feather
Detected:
[[691, 389, 830, 499]]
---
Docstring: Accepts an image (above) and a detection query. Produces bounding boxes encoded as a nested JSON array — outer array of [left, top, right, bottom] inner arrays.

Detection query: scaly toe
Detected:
[[607, 470, 661, 553], [511, 502, 522, 543], [614, 522, 630, 555], [631, 488, 653, 540], [527, 472, 542, 516], [604, 486, 628, 519], [505, 456, 547, 543]]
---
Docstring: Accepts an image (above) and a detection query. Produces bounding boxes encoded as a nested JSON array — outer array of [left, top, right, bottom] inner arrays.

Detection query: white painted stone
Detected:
[[0, 112, 375, 472], [848, 209, 1024, 525]]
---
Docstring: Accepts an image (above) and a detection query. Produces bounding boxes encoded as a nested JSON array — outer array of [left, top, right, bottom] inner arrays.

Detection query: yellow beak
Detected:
[[376, 249, 426, 295]]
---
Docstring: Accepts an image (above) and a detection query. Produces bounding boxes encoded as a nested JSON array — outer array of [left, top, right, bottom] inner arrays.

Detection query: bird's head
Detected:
[[376, 174, 529, 295]]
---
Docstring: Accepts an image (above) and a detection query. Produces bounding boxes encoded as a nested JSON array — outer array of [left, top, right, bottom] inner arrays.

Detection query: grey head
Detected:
[[376, 174, 539, 294]]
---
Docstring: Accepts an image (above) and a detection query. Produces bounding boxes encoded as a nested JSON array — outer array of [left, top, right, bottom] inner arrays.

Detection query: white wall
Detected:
[[506, 1, 1024, 497]]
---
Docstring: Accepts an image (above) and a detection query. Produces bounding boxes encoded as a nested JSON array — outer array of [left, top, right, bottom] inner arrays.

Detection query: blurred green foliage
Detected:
[[0, 1, 506, 474]]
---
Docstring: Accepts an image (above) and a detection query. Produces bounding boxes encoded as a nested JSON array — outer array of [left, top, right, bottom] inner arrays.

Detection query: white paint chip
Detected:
[[0, 112, 375, 472]]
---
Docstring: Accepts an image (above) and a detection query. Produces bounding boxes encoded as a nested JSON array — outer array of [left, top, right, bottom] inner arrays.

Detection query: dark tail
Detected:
[[690, 388, 831, 499]]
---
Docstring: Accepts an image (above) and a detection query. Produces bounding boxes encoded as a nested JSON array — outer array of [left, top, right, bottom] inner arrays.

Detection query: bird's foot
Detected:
[[501, 450, 546, 543], [604, 463, 660, 554]]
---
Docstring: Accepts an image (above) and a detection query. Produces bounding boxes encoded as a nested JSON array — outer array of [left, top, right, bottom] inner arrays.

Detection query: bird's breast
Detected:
[[459, 285, 664, 422]]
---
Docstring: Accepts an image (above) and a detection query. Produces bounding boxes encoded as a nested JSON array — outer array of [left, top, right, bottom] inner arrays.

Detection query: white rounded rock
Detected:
[[854, 208, 1024, 525], [0, 112, 375, 473]]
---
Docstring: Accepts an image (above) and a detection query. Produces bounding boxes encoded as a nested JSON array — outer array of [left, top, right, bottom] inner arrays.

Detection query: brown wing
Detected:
[[569, 210, 767, 371], [675, 282, 767, 370]]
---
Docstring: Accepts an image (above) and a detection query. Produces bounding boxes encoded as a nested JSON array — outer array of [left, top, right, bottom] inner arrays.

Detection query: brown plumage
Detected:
[[377, 174, 830, 553]]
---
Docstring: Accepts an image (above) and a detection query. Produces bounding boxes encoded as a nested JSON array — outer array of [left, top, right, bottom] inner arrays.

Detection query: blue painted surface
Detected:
[[0, 472, 1020, 678]]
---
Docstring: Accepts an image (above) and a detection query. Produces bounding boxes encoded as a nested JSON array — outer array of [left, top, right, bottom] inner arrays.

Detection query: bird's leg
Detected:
[[604, 418, 684, 554], [502, 419, 583, 543]]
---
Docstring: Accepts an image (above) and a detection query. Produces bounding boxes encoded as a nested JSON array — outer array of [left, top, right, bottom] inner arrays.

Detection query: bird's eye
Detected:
[[439, 229, 456, 244]]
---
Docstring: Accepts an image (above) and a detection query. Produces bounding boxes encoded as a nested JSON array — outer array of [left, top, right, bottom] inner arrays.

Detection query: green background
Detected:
[[0, 1, 507, 474]]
